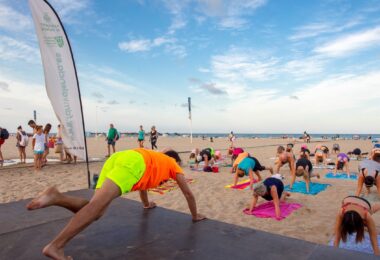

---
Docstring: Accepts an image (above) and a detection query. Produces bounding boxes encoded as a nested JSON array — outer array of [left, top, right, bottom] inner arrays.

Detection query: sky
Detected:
[[1, 0, 380, 134]]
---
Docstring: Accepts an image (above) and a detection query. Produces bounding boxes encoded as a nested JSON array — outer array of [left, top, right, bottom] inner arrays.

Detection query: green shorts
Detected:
[[96, 150, 146, 194]]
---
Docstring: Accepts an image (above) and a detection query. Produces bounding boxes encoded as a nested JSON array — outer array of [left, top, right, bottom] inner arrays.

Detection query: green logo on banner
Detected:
[[55, 36, 64, 48], [43, 13, 51, 23]]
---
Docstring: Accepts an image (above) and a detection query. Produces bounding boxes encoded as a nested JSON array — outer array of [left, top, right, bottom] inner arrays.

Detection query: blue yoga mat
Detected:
[[285, 181, 330, 195], [325, 172, 357, 180], [329, 234, 379, 254]]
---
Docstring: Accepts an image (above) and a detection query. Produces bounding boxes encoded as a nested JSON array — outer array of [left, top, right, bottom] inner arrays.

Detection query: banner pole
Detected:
[[40, 0, 91, 188]]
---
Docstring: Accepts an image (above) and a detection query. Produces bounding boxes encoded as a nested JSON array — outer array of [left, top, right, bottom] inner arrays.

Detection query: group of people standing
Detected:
[[105, 124, 159, 157]]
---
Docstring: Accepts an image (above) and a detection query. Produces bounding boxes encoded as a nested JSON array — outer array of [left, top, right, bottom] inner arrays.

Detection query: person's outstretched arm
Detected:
[[249, 195, 259, 211], [139, 190, 156, 209], [233, 172, 239, 186], [176, 174, 205, 222], [270, 186, 281, 218], [333, 211, 343, 247], [367, 216, 380, 255], [355, 174, 364, 196]]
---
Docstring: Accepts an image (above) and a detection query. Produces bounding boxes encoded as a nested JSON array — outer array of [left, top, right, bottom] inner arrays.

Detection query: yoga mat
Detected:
[[225, 179, 257, 190], [148, 178, 194, 195], [325, 172, 357, 180], [328, 234, 380, 255], [313, 164, 335, 169], [285, 181, 331, 195], [243, 201, 302, 220]]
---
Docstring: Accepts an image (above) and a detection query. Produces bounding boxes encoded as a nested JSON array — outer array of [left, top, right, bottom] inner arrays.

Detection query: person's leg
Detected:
[[264, 166, 274, 174], [27, 186, 89, 212], [345, 161, 350, 177], [18, 147, 22, 162], [34, 153, 38, 171], [355, 174, 365, 196], [112, 144, 115, 154], [22, 147, 26, 163], [376, 176, 380, 196], [107, 144, 110, 157], [42, 179, 121, 259]]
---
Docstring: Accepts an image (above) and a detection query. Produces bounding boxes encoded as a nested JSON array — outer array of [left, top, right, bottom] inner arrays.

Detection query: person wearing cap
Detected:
[[249, 177, 290, 219], [274, 146, 295, 178], [291, 157, 320, 193], [333, 152, 351, 177], [355, 149, 380, 196]]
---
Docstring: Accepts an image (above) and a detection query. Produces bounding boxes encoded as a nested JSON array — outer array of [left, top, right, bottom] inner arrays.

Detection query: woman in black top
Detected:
[[150, 126, 158, 150], [249, 177, 290, 219]]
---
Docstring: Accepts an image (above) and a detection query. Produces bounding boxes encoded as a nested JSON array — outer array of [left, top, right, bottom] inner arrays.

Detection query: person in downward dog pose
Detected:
[[274, 146, 295, 178], [27, 148, 206, 260], [290, 157, 320, 193], [334, 196, 380, 255], [355, 148, 380, 196], [334, 152, 351, 177]]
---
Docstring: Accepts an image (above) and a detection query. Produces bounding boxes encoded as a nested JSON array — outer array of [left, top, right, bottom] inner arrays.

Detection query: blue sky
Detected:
[[1, 0, 380, 134]]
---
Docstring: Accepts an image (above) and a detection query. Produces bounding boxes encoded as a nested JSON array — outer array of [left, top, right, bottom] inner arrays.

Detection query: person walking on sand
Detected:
[[28, 119, 37, 135], [26, 148, 206, 260], [150, 126, 158, 150], [138, 125, 145, 148], [16, 126, 28, 164], [106, 124, 118, 157], [55, 124, 65, 162], [0, 126, 6, 167]]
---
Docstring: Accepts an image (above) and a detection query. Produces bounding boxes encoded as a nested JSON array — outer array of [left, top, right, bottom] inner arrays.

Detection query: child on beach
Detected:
[[355, 149, 380, 196], [250, 177, 290, 219], [138, 125, 145, 148], [32, 125, 45, 171], [334, 196, 380, 255], [26, 148, 205, 260], [334, 152, 351, 177], [290, 157, 320, 193]]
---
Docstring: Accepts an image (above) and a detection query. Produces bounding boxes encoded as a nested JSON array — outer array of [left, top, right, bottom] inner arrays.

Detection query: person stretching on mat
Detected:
[[334, 152, 351, 177], [332, 143, 340, 154], [334, 196, 380, 255], [299, 144, 311, 160], [355, 149, 380, 196], [274, 146, 295, 178], [314, 145, 325, 165], [349, 148, 362, 160], [321, 145, 330, 159], [26, 148, 206, 260], [195, 148, 215, 171], [249, 177, 290, 219], [234, 157, 262, 190], [290, 157, 320, 193]]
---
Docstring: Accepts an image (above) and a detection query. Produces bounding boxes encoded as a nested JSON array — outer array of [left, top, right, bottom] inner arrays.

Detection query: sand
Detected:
[[0, 136, 379, 246]]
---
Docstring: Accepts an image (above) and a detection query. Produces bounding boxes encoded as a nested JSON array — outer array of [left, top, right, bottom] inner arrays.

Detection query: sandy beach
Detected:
[[0, 136, 378, 246]]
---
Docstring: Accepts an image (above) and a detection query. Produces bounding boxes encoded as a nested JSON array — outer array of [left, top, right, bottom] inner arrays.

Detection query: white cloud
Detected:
[[0, 36, 40, 63], [289, 19, 361, 41], [314, 26, 380, 57], [118, 39, 152, 52], [49, 0, 90, 24], [282, 56, 326, 79], [91, 75, 137, 92], [0, 3, 31, 31]]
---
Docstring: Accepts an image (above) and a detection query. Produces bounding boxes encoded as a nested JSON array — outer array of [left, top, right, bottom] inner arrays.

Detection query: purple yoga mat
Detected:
[[243, 201, 302, 221]]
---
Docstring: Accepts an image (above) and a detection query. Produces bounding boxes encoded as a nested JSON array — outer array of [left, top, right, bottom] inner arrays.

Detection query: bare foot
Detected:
[[27, 187, 60, 210], [143, 201, 157, 209], [43, 243, 72, 260]]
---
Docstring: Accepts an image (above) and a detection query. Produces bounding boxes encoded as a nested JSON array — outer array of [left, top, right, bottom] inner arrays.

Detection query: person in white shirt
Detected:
[[32, 125, 45, 171]]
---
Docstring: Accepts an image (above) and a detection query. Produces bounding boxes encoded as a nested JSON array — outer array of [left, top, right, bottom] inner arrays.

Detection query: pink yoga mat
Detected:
[[243, 202, 302, 221]]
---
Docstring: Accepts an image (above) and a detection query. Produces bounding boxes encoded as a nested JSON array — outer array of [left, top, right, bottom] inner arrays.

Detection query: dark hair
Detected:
[[340, 211, 365, 243], [28, 120, 35, 125], [337, 161, 344, 170], [17, 126, 22, 130], [44, 123, 52, 134], [237, 170, 245, 178], [164, 150, 181, 164], [277, 146, 285, 153], [365, 175, 375, 188]]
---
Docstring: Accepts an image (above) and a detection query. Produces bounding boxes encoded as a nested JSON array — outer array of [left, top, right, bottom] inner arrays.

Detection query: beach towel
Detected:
[[285, 181, 330, 195], [243, 201, 302, 220], [225, 179, 257, 190], [148, 178, 194, 195], [325, 172, 357, 180], [328, 234, 380, 254]]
